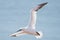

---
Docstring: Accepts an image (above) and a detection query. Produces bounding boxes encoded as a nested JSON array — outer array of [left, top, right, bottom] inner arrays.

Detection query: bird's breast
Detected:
[[23, 29, 36, 34]]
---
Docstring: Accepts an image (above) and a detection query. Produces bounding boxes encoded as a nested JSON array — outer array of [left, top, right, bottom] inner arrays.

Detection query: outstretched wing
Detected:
[[28, 2, 48, 29], [9, 31, 26, 37]]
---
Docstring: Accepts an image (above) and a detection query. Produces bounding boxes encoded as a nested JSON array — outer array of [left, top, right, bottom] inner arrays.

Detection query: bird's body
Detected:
[[9, 2, 48, 39]]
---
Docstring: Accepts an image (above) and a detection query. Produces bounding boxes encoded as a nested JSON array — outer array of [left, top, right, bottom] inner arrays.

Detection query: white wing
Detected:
[[9, 31, 26, 37], [28, 2, 48, 29]]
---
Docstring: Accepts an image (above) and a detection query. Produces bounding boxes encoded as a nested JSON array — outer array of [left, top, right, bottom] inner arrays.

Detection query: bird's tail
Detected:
[[35, 31, 43, 39]]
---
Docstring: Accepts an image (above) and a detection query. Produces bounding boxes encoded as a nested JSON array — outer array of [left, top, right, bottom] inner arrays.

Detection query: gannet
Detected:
[[9, 2, 48, 39]]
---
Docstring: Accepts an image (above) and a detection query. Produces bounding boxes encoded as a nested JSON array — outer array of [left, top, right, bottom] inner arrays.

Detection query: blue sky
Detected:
[[0, 0, 60, 40]]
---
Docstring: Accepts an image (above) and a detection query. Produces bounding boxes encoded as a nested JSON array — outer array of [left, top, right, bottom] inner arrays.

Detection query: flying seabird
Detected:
[[9, 2, 48, 39]]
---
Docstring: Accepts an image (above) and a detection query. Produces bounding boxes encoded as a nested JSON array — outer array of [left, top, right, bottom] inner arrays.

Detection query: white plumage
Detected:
[[9, 2, 48, 39]]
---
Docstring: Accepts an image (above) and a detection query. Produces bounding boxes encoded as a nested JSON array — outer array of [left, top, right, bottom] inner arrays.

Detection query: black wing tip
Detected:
[[33, 2, 48, 11], [43, 2, 48, 5], [38, 2, 48, 6]]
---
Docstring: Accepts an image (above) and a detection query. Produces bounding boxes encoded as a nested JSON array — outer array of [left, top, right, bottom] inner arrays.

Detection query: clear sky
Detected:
[[0, 0, 60, 40]]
